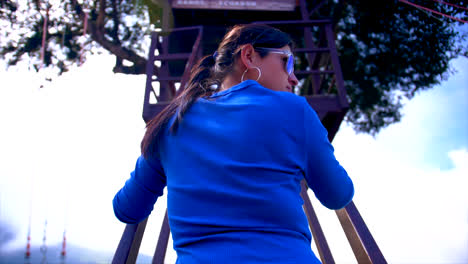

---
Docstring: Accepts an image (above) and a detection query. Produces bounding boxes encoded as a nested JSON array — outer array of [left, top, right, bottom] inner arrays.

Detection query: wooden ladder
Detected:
[[142, 26, 204, 123]]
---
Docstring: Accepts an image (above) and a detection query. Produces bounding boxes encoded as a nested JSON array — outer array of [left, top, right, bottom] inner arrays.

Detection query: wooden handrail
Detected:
[[152, 210, 170, 264], [112, 218, 148, 264], [324, 23, 348, 108], [178, 26, 204, 95], [336, 202, 387, 263], [301, 180, 335, 264]]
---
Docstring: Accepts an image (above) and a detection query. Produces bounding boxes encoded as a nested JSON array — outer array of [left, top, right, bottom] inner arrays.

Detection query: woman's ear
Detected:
[[239, 44, 257, 69]]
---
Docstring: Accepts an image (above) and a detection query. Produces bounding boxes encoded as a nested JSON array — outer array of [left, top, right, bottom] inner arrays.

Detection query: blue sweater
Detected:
[[113, 80, 354, 263]]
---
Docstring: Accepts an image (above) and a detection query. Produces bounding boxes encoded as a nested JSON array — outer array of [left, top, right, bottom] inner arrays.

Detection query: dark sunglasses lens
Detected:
[[287, 55, 294, 75]]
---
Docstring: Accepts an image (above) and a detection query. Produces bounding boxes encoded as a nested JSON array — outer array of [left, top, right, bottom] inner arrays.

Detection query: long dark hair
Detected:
[[141, 24, 292, 158]]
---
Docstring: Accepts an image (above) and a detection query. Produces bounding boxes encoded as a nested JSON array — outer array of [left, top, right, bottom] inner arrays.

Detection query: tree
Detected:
[[0, 0, 158, 74], [316, 0, 467, 134], [1, 0, 467, 134]]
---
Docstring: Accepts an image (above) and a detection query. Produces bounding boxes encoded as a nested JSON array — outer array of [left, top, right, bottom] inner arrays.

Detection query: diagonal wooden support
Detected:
[[112, 218, 148, 264], [336, 202, 387, 264], [152, 210, 171, 264], [300, 180, 335, 264]]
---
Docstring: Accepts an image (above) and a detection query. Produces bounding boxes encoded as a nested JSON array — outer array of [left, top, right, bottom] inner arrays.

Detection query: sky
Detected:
[[0, 51, 467, 263]]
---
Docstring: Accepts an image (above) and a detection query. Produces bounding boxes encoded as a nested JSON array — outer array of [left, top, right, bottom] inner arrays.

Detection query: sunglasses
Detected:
[[255, 47, 295, 75]]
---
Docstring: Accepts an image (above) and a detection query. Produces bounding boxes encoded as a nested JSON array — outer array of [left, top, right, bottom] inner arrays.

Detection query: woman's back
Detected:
[[157, 80, 353, 263]]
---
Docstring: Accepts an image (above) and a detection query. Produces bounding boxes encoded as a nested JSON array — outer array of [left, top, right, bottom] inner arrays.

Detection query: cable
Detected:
[[398, 0, 468, 23], [431, 0, 468, 11]]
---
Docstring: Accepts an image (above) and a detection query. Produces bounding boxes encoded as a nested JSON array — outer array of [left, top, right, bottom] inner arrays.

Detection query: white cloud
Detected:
[[321, 125, 468, 264]]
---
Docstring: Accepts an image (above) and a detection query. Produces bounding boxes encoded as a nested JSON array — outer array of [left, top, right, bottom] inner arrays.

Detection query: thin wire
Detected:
[[421, 4, 448, 23], [399, 0, 468, 23], [431, 0, 468, 11]]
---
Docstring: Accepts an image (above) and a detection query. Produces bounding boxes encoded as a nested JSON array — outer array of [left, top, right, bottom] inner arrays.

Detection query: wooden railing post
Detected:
[[112, 218, 148, 264], [300, 181, 336, 264], [336, 202, 387, 264], [324, 23, 348, 108], [152, 210, 171, 264]]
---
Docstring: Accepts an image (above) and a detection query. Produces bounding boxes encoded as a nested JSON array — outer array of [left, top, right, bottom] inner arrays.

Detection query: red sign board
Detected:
[[172, 0, 296, 11]]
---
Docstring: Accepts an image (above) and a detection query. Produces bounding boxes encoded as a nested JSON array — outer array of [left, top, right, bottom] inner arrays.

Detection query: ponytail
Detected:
[[141, 54, 216, 158]]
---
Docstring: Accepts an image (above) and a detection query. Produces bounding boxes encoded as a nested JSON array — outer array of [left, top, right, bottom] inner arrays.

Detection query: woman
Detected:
[[113, 24, 354, 263]]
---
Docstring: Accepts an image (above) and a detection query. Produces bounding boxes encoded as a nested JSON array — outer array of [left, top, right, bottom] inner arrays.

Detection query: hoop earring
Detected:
[[241, 67, 262, 82]]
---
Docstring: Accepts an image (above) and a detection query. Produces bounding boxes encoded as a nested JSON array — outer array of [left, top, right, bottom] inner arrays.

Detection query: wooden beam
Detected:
[[152, 210, 171, 264], [324, 23, 349, 108], [336, 202, 387, 264], [252, 19, 333, 25], [154, 53, 192, 60], [300, 181, 335, 264], [143, 32, 160, 121], [171, 0, 296, 11], [112, 218, 148, 264], [178, 27, 204, 94]]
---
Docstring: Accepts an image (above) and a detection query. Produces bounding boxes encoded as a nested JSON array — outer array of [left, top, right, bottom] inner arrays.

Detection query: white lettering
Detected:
[[215, 0, 259, 7]]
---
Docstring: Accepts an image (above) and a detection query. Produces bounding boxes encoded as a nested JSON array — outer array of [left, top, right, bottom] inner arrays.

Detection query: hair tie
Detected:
[[213, 51, 218, 59]]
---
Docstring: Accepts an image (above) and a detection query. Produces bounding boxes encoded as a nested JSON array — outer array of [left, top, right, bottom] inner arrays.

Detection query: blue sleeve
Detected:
[[113, 155, 167, 224], [302, 100, 354, 210]]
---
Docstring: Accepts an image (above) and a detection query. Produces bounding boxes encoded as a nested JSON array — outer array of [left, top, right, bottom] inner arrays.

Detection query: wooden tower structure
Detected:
[[113, 1, 387, 263]]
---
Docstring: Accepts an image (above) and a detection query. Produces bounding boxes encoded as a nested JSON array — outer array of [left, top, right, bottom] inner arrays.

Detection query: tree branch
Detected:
[[96, 0, 106, 30], [70, 0, 157, 75]]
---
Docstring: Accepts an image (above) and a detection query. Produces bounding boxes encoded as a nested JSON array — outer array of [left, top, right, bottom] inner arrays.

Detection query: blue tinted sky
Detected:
[[374, 56, 468, 171]]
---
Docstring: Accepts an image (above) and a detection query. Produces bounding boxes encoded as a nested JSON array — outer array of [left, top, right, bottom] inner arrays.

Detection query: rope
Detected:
[[38, 2, 50, 89], [79, 12, 89, 66], [398, 0, 468, 23], [39, 4, 49, 70]]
